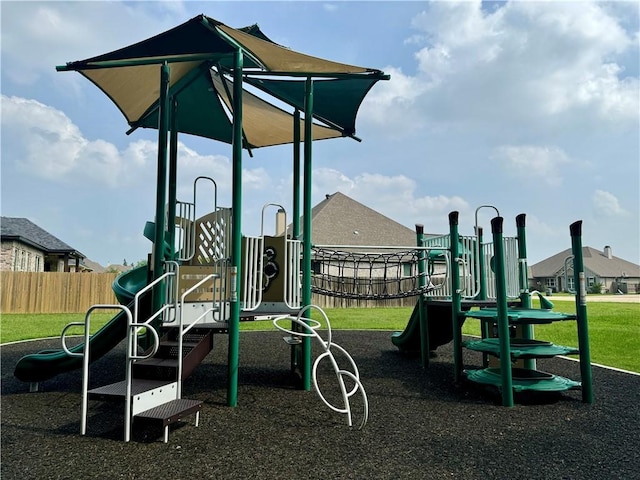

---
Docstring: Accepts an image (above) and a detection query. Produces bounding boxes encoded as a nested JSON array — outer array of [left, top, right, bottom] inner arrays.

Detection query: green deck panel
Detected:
[[464, 307, 577, 324], [465, 367, 581, 393], [464, 338, 580, 358]]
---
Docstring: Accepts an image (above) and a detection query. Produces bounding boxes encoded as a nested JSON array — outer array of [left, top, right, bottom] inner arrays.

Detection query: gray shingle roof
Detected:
[[294, 192, 422, 247], [1, 217, 84, 257], [530, 246, 640, 278]]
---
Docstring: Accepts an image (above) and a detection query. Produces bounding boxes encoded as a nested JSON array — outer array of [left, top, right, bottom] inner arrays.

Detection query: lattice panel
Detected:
[[194, 208, 231, 265]]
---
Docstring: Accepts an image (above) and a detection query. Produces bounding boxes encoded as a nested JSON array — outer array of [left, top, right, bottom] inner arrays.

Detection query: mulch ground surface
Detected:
[[2, 331, 639, 480]]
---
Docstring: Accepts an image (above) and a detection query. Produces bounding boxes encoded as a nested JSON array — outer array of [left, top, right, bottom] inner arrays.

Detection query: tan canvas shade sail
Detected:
[[211, 72, 342, 148], [216, 24, 379, 75], [82, 60, 204, 124], [58, 14, 388, 148]]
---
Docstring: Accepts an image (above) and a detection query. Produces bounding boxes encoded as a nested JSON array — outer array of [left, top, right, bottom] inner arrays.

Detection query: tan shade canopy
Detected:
[[211, 72, 343, 148], [59, 14, 388, 149]]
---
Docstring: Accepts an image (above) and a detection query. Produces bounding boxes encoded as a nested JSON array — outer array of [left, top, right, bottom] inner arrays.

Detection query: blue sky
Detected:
[[1, 1, 638, 268]]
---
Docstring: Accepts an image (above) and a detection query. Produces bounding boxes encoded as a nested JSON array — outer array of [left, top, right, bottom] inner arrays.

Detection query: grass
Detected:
[[2, 300, 638, 373]]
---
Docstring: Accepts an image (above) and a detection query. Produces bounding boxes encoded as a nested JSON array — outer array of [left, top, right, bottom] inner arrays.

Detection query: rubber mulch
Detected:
[[2, 331, 639, 480]]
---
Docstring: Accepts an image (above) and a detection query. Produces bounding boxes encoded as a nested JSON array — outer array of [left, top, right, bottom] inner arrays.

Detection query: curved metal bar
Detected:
[[272, 305, 368, 428]]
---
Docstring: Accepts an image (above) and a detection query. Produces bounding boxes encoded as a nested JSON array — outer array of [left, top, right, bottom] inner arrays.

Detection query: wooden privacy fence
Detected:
[[1, 272, 418, 314], [1, 272, 119, 314]]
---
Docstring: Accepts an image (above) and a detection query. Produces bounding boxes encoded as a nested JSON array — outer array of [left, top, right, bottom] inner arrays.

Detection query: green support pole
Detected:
[[415, 224, 429, 368], [228, 49, 243, 407], [151, 62, 170, 326], [301, 77, 314, 391], [476, 226, 492, 362], [491, 216, 514, 407], [291, 109, 301, 372], [167, 99, 179, 260], [570, 221, 594, 404], [476, 227, 486, 301], [516, 214, 535, 370], [449, 212, 463, 382]]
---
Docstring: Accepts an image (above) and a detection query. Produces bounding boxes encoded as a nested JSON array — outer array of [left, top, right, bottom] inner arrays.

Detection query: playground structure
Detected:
[[390, 206, 593, 407], [14, 15, 391, 442], [12, 15, 594, 443], [13, 193, 595, 438]]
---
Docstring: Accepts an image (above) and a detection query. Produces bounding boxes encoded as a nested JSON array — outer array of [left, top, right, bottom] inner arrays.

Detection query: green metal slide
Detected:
[[391, 298, 460, 353], [14, 266, 150, 383]]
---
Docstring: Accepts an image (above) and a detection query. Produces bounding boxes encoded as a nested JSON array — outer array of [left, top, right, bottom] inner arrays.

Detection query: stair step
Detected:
[[135, 398, 202, 424], [464, 338, 580, 358], [135, 398, 202, 443], [464, 367, 581, 392], [88, 379, 169, 400]]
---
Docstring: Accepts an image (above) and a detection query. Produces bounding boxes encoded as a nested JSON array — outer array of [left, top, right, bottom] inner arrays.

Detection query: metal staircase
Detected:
[[74, 266, 221, 443], [87, 325, 215, 443]]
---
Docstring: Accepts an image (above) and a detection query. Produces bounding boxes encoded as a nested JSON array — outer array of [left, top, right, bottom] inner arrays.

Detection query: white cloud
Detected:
[[1, 95, 272, 193], [393, 1, 640, 132], [491, 145, 572, 187], [593, 189, 628, 217], [312, 167, 470, 232], [0, 2, 183, 86], [1, 95, 144, 187]]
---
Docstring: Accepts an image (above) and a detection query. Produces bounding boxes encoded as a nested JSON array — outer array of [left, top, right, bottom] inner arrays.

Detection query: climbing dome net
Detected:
[[310, 247, 443, 300]]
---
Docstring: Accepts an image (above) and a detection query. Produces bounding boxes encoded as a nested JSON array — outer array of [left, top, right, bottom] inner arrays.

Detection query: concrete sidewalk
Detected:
[[546, 294, 639, 303]]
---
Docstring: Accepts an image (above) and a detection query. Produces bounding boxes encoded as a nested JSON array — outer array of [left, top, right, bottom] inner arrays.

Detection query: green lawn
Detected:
[[2, 300, 638, 373]]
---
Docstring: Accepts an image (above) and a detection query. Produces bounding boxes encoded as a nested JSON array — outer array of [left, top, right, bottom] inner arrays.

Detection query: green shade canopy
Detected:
[[58, 14, 389, 149]]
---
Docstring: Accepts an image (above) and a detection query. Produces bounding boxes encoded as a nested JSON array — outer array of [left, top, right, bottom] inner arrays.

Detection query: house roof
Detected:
[[81, 258, 106, 273], [530, 246, 640, 278], [293, 192, 421, 247], [0, 217, 85, 258]]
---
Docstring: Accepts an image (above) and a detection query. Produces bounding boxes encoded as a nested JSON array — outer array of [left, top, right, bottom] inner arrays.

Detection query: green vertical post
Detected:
[[570, 221, 593, 404], [152, 62, 170, 323], [449, 212, 463, 382], [167, 99, 179, 260], [491, 216, 514, 407], [476, 227, 486, 301], [415, 224, 429, 368], [301, 77, 314, 391], [291, 109, 301, 372], [516, 214, 535, 370], [476, 226, 491, 367], [228, 49, 243, 407], [476, 226, 491, 361]]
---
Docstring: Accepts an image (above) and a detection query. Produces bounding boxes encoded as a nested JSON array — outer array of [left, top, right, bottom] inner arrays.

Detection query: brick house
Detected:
[[1, 217, 85, 272]]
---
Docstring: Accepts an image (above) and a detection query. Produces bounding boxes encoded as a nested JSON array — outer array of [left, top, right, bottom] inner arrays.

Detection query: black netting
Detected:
[[310, 247, 436, 300]]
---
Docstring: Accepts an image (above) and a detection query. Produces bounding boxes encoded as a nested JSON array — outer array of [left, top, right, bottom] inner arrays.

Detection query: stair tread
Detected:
[[136, 357, 179, 367], [135, 398, 202, 424], [89, 379, 170, 397], [464, 338, 580, 358], [160, 340, 199, 347]]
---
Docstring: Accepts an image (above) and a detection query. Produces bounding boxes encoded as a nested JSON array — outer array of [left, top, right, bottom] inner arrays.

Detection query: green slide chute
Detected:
[[14, 266, 149, 383]]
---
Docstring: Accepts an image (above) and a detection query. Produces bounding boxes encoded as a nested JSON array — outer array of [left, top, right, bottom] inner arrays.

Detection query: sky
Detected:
[[1, 1, 639, 268]]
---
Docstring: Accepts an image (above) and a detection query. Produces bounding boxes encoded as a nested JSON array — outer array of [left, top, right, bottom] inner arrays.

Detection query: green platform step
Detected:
[[464, 367, 581, 393], [464, 338, 580, 359], [464, 307, 577, 325]]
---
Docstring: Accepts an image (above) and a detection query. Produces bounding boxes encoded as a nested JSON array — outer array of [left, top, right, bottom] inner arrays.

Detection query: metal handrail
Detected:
[[61, 304, 132, 437], [242, 235, 264, 310], [176, 176, 218, 262], [124, 269, 176, 442], [177, 273, 219, 397], [261, 203, 287, 236], [564, 255, 576, 294]]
